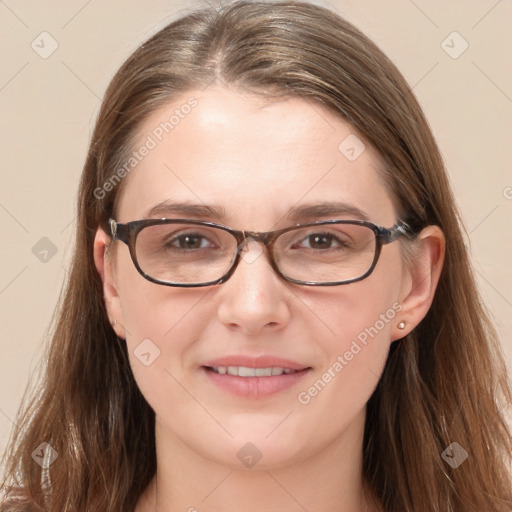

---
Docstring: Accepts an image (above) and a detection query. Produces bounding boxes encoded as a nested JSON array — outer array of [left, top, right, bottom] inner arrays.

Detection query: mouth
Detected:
[[201, 357, 312, 398], [206, 365, 302, 377]]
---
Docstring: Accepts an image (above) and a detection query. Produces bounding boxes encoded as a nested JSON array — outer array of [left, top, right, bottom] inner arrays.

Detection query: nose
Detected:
[[216, 239, 291, 335]]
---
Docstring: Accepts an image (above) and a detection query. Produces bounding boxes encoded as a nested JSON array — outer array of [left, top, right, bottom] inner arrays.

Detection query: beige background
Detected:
[[1, 0, 511, 460]]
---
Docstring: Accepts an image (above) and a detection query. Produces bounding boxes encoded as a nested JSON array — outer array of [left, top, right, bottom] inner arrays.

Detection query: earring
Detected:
[[111, 319, 117, 327], [397, 321, 406, 330]]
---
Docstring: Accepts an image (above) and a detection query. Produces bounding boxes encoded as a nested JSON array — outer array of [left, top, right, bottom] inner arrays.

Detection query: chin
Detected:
[[212, 430, 312, 471]]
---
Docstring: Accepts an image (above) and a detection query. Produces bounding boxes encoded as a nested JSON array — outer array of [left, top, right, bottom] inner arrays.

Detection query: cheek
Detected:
[[119, 288, 213, 429], [301, 306, 397, 406], [114, 250, 210, 394], [306, 241, 403, 354], [292, 286, 401, 452], [297, 248, 403, 409], [115, 245, 203, 341]]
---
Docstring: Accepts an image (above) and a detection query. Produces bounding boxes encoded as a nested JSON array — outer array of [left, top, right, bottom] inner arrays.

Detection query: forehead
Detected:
[[116, 86, 396, 228]]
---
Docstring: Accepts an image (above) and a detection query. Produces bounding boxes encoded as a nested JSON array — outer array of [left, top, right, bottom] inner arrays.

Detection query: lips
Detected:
[[202, 355, 309, 371], [209, 366, 299, 377], [201, 355, 311, 398]]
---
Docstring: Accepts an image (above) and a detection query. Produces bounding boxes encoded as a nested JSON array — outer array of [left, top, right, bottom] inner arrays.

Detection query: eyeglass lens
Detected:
[[133, 222, 377, 285]]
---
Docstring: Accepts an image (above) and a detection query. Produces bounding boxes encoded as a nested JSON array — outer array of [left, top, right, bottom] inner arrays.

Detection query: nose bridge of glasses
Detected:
[[237, 230, 274, 249]]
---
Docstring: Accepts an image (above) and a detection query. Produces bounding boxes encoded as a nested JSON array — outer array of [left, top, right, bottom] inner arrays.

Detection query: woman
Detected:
[[1, 1, 511, 511]]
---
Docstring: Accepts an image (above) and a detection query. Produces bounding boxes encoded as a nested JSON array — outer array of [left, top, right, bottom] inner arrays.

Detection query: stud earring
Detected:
[[111, 319, 117, 327], [397, 321, 406, 330]]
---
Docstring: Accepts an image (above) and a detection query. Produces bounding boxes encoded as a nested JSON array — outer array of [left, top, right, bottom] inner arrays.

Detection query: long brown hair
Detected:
[[1, 1, 511, 510]]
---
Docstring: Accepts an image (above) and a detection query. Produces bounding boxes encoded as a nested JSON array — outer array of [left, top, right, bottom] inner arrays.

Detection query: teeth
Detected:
[[210, 366, 298, 377], [227, 366, 238, 376], [255, 368, 272, 377]]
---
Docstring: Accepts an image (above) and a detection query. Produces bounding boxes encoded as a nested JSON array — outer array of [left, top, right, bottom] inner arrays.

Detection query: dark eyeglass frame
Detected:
[[108, 217, 416, 287]]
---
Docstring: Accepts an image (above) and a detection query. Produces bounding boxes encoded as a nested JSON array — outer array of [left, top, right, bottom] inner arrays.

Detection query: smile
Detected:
[[202, 364, 311, 398], [208, 366, 299, 377]]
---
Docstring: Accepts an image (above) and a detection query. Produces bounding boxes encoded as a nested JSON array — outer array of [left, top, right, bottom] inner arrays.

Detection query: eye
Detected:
[[292, 231, 351, 251], [306, 233, 346, 249], [167, 232, 214, 251]]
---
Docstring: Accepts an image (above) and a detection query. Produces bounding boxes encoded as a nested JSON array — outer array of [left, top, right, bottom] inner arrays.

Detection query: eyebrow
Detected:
[[285, 202, 370, 223], [144, 200, 371, 223], [145, 201, 227, 220]]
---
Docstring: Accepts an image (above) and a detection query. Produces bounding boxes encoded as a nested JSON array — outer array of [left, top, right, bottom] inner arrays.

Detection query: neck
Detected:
[[136, 408, 382, 512]]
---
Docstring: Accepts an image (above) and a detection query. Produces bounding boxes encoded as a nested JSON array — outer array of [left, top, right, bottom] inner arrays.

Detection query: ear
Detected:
[[391, 225, 445, 341], [93, 227, 126, 339]]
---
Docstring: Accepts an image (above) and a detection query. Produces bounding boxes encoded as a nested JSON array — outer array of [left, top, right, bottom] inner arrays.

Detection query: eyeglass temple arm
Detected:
[[108, 218, 130, 244], [109, 219, 118, 239], [383, 221, 416, 243]]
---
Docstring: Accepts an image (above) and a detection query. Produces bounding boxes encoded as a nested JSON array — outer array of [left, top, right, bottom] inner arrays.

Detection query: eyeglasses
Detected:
[[108, 218, 415, 287]]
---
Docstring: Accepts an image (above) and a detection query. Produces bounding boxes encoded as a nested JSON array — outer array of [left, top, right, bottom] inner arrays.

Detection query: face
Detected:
[[99, 86, 411, 469]]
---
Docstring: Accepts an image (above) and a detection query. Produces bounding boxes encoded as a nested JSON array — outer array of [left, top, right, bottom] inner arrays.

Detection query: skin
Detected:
[[94, 86, 445, 512]]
